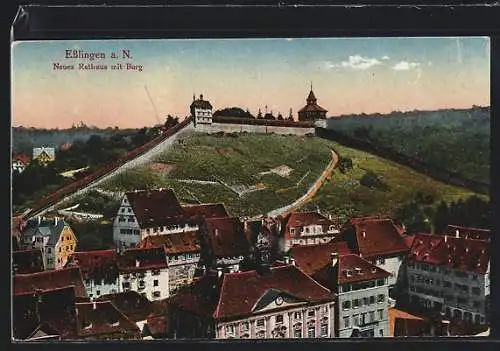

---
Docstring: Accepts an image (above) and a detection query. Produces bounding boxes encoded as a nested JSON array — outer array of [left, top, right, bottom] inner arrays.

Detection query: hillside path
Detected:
[[267, 149, 339, 217]]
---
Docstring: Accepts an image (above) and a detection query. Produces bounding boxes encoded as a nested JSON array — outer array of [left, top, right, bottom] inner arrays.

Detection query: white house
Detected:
[[117, 247, 169, 301], [190, 94, 213, 125], [66, 249, 120, 300]]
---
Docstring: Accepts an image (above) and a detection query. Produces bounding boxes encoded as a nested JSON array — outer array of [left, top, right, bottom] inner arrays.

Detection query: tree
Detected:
[[165, 115, 179, 128], [288, 108, 294, 121], [257, 108, 263, 119], [277, 113, 284, 120]]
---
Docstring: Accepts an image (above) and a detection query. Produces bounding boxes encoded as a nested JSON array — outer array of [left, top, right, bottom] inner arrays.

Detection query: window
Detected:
[[370, 311, 375, 322], [128, 217, 134, 222], [294, 329, 302, 338], [275, 315, 283, 324], [153, 291, 161, 298], [379, 329, 384, 337], [241, 322, 249, 332], [256, 331, 265, 338], [353, 299, 360, 308], [320, 324, 328, 337], [154, 280, 159, 287], [377, 294, 385, 303], [225, 325, 235, 335], [146, 229, 150, 234], [59, 247, 61, 252], [122, 282, 130, 290], [361, 313, 367, 325], [305, 227, 310, 234], [307, 327, 315, 338], [363, 297, 369, 306], [472, 274, 478, 281], [343, 284, 351, 292], [256, 319, 265, 328], [308, 310, 315, 317], [320, 306, 328, 314], [343, 316, 350, 328], [47, 248, 52, 254], [378, 309, 384, 320], [96, 290, 101, 296], [377, 279, 385, 286], [152, 270, 160, 276], [369, 296, 375, 304], [294, 312, 302, 319], [85, 280, 91, 287], [342, 301, 351, 310], [353, 314, 359, 326], [379, 258, 385, 265]]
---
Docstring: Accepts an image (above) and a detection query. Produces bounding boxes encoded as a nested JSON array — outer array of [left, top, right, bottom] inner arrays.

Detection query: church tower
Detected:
[[298, 84, 328, 121]]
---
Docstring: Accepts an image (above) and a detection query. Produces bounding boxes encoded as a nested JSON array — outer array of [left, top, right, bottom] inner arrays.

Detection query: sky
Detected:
[[11, 37, 490, 129]]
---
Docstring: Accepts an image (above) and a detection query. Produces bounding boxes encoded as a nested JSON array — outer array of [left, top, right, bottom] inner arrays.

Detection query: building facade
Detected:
[[340, 216, 409, 299], [313, 253, 391, 338], [12, 154, 30, 174], [32, 147, 55, 165], [22, 217, 78, 270], [406, 233, 490, 325], [168, 264, 336, 339], [117, 247, 169, 301], [66, 250, 120, 300], [281, 211, 339, 252], [190, 94, 213, 125], [138, 231, 201, 294]]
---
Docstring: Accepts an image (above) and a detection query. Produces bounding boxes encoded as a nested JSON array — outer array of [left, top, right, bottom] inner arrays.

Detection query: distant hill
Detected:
[[324, 106, 490, 186], [11, 127, 138, 155]]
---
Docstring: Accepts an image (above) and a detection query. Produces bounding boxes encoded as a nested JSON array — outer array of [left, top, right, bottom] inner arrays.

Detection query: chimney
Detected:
[[215, 229, 219, 237], [441, 320, 450, 336], [135, 259, 140, 268], [93, 301, 97, 310], [331, 252, 338, 267], [216, 267, 223, 278], [290, 258, 296, 266], [284, 256, 290, 264], [202, 264, 207, 275], [328, 214, 332, 221], [455, 229, 460, 238], [444, 235, 448, 243], [38, 216, 41, 226], [200, 94, 203, 100], [54, 217, 58, 226], [362, 230, 366, 239]]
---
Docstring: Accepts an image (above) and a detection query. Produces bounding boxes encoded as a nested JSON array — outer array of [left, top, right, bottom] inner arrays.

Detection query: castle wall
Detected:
[[195, 122, 315, 136]]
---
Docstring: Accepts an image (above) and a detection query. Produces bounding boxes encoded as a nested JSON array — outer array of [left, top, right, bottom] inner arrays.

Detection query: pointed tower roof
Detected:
[[307, 89, 317, 104]]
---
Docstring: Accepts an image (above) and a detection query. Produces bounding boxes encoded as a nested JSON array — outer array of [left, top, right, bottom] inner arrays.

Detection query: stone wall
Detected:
[[195, 122, 315, 136]]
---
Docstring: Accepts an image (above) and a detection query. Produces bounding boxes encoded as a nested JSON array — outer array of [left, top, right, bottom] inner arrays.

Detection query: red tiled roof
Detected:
[[389, 308, 425, 337], [403, 235, 416, 250], [283, 211, 336, 231], [169, 264, 333, 320], [96, 291, 164, 322], [126, 189, 184, 227], [13, 267, 88, 298], [12, 249, 45, 274], [408, 233, 490, 274], [13, 154, 31, 164], [13, 285, 78, 340], [68, 250, 119, 281], [75, 301, 141, 340], [313, 253, 391, 289], [290, 242, 353, 276], [298, 103, 328, 113], [117, 247, 168, 273], [190, 96, 213, 110], [342, 217, 409, 258], [182, 203, 229, 220], [442, 225, 491, 242], [138, 231, 200, 255], [203, 217, 250, 258], [146, 315, 168, 336]]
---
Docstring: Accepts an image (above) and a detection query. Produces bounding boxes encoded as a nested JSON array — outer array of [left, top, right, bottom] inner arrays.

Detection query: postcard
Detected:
[[11, 37, 491, 341]]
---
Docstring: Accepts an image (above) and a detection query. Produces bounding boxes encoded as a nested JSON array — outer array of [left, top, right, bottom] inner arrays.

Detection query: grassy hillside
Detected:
[[325, 107, 490, 185], [100, 133, 479, 218]]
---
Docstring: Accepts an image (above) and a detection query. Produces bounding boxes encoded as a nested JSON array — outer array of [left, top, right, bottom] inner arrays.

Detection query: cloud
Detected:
[[340, 55, 382, 70], [392, 61, 420, 71], [322, 61, 339, 69], [381, 55, 390, 60]]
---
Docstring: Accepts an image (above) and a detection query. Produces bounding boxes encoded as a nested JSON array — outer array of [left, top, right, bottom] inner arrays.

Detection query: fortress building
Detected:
[[190, 94, 213, 126], [298, 86, 328, 121]]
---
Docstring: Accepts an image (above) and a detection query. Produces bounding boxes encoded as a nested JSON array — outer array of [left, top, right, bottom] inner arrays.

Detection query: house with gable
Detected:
[[280, 211, 340, 252], [190, 94, 213, 126], [289, 241, 353, 276], [21, 217, 78, 270], [313, 253, 391, 338], [66, 249, 120, 300], [138, 230, 201, 294], [168, 264, 336, 339], [199, 216, 250, 272], [339, 216, 409, 299], [32, 146, 56, 165]]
